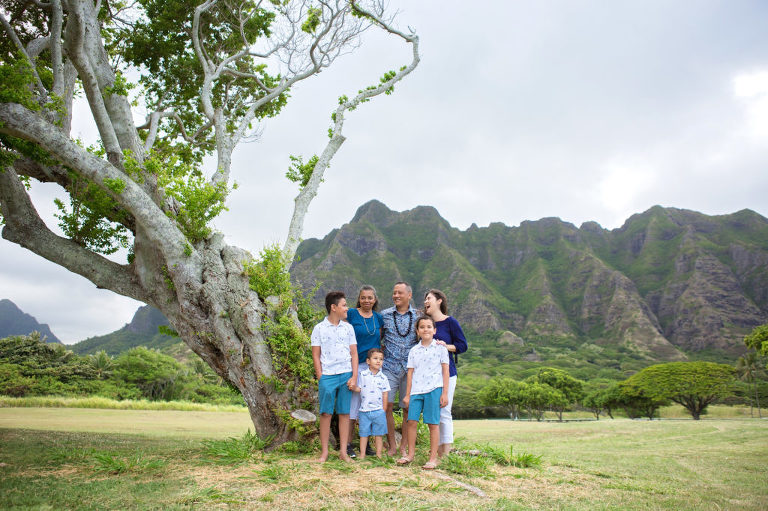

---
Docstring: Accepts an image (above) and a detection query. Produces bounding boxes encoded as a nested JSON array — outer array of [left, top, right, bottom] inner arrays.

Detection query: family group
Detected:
[[310, 282, 468, 470]]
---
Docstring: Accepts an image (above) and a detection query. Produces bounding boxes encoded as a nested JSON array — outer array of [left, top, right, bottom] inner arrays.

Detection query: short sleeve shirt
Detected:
[[346, 308, 383, 361], [357, 369, 391, 412], [381, 306, 420, 374], [407, 340, 449, 395], [310, 317, 357, 375]]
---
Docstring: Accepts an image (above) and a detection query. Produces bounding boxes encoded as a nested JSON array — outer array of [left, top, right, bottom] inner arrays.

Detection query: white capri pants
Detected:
[[439, 375, 458, 445]]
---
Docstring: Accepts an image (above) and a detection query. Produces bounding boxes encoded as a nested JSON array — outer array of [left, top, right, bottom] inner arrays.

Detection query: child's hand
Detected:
[[346, 377, 356, 389], [440, 394, 448, 408]]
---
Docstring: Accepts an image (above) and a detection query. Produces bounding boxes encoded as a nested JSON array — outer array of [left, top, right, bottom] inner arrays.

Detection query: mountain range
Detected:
[[290, 201, 768, 362], [0, 299, 62, 343]]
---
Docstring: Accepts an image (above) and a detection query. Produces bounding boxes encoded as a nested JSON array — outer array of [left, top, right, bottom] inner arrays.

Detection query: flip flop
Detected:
[[396, 457, 412, 465], [422, 461, 438, 470]]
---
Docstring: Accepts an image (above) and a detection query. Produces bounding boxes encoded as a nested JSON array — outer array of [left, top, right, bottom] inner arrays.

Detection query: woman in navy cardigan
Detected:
[[423, 288, 468, 456]]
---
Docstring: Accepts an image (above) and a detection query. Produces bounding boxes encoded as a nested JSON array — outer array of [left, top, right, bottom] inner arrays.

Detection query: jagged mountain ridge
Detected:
[[0, 299, 62, 343], [291, 201, 768, 361]]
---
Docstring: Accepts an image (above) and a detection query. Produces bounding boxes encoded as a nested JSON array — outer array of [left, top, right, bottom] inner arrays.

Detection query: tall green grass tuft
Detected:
[[443, 452, 493, 476], [479, 443, 543, 468], [0, 395, 247, 412], [92, 452, 167, 474], [201, 429, 272, 464]]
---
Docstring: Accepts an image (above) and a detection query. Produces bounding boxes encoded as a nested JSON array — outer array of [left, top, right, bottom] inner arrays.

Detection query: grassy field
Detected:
[[1, 407, 766, 510]]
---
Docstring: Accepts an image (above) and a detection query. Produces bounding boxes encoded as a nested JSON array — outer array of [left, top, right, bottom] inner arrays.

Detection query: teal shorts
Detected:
[[407, 387, 442, 424], [318, 372, 352, 415]]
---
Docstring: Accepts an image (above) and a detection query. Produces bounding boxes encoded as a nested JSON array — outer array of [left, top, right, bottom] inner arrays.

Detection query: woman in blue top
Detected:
[[423, 288, 468, 456], [346, 285, 384, 457]]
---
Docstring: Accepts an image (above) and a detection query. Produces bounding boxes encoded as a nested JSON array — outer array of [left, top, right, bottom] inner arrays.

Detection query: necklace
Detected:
[[392, 310, 413, 337], [360, 309, 376, 335]]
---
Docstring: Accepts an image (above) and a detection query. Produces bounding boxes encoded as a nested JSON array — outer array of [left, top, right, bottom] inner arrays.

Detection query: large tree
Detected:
[[0, 0, 420, 442]]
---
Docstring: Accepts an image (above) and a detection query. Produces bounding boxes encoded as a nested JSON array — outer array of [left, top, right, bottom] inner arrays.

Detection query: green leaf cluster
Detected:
[[285, 154, 319, 189], [53, 173, 131, 255], [244, 246, 323, 390], [301, 7, 322, 34], [745, 324, 768, 361]]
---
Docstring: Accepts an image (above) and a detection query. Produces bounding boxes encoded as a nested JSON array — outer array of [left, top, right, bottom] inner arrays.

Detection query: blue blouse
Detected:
[[434, 316, 468, 377], [346, 308, 383, 362]]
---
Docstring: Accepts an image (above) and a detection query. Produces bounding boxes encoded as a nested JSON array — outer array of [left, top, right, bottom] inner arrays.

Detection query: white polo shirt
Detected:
[[310, 317, 357, 375], [406, 339, 449, 395], [357, 368, 391, 412]]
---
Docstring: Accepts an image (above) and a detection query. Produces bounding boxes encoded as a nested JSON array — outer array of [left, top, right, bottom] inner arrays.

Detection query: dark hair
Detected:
[[366, 347, 384, 359], [324, 291, 346, 314], [415, 315, 435, 332], [356, 285, 379, 311], [425, 289, 448, 315], [393, 281, 412, 294]]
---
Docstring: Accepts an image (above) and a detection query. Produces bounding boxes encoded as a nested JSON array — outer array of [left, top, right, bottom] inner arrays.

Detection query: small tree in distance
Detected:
[[478, 377, 523, 420], [623, 362, 735, 420]]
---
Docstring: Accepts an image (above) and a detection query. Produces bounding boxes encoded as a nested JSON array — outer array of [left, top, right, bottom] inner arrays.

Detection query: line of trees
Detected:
[[478, 362, 738, 421], [0, 333, 242, 405]]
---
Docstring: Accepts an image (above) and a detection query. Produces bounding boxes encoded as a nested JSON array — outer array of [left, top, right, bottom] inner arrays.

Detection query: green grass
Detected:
[[0, 395, 247, 412], [1, 408, 766, 510]]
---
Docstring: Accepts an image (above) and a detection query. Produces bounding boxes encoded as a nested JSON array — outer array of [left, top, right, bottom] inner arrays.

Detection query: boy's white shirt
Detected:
[[406, 339, 449, 395], [310, 317, 357, 375], [356, 368, 391, 412]]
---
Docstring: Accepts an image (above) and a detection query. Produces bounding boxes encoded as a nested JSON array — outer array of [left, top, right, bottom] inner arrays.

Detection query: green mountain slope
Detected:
[[71, 305, 175, 356]]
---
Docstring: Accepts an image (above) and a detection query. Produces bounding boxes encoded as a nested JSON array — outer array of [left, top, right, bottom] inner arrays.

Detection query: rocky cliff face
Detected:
[[292, 201, 768, 360]]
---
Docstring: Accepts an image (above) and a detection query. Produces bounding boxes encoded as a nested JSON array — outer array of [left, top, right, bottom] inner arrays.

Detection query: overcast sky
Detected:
[[2, 0, 768, 343]]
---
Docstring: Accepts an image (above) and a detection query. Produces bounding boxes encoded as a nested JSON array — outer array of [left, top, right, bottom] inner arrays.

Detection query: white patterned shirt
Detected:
[[357, 368, 391, 412], [310, 317, 357, 375], [406, 340, 449, 395]]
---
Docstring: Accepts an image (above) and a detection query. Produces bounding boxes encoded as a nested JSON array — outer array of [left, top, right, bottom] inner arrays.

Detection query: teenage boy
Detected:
[[350, 348, 390, 459], [311, 291, 359, 462]]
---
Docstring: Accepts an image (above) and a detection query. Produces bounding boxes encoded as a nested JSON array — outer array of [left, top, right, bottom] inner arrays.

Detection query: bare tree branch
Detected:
[[283, 0, 420, 259]]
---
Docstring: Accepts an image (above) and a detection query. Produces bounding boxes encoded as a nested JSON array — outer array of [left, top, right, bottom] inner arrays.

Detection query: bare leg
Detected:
[[359, 436, 369, 460], [427, 424, 439, 465], [385, 402, 398, 456], [405, 420, 419, 461], [400, 407, 409, 457], [374, 436, 383, 458], [338, 414, 352, 462], [318, 413, 332, 462], [438, 443, 453, 457]]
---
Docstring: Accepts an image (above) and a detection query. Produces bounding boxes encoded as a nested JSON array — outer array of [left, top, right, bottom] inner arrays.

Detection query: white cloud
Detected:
[[596, 164, 657, 227], [733, 71, 768, 139]]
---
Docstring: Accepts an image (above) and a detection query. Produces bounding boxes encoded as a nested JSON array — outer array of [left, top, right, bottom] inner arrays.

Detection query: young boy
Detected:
[[399, 316, 449, 470], [311, 291, 359, 462], [350, 348, 390, 459]]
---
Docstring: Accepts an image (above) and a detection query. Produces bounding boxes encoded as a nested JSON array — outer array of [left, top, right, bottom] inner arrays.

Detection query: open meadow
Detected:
[[1, 406, 766, 510]]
